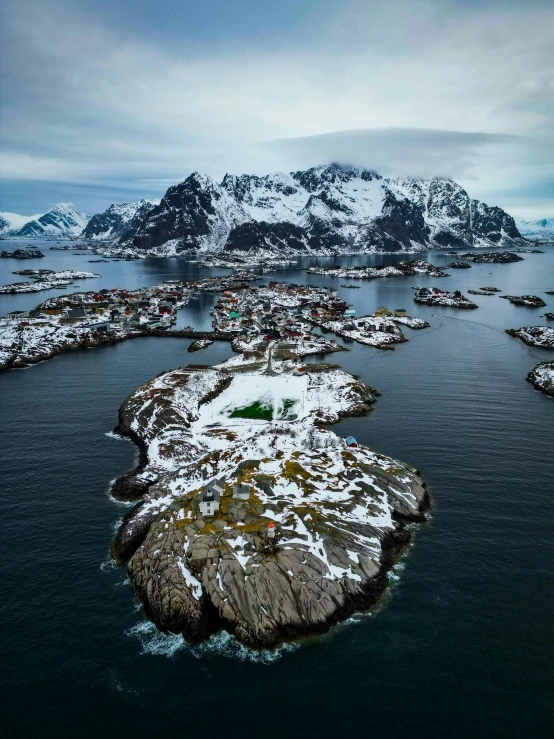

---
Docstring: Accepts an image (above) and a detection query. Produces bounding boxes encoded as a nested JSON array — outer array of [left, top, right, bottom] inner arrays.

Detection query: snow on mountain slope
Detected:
[[0, 211, 44, 233], [15, 204, 90, 237], [82, 199, 160, 240], [118, 163, 526, 256], [390, 176, 521, 248], [517, 218, 554, 240]]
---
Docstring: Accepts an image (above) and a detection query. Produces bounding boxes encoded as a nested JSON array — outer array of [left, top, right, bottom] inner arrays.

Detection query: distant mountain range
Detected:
[[87, 164, 528, 256], [0, 204, 89, 238], [516, 218, 554, 241], [0, 211, 44, 233], [2, 164, 544, 253]]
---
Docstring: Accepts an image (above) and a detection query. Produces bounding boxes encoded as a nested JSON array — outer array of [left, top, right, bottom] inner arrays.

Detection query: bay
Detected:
[[1, 240, 553, 737]]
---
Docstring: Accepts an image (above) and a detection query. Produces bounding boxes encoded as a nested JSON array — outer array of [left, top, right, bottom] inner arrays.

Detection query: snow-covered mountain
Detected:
[[0, 211, 44, 234], [81, 199, 160, 240], [120, 164, 525, 256], [516, 218, 554, 241], [14, 204, 89, 238]]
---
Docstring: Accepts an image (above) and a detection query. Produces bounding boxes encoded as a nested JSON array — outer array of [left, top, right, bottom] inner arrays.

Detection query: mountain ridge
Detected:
[[110, 163, 525, 256], [13, 204, 89, 238], [82, 199, 160, 241], [517, 218, 554, 241]]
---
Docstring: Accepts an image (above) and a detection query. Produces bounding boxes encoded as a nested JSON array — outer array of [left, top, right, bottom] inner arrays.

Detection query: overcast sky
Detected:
[[1, 0, 552, 218]]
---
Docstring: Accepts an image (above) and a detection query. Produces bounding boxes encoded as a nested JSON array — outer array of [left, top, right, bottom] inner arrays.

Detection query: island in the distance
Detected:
[[110, 352, 430, 649], [0, 269, 100, 294], [1, 248, 44, 259]]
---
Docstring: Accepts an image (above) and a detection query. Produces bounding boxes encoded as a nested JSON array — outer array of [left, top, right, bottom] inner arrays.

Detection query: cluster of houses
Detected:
[[3, 270, 266, 335], [6, 282, 192, 332], [413, 287, 477, 308], [210, 282, 354, 344]]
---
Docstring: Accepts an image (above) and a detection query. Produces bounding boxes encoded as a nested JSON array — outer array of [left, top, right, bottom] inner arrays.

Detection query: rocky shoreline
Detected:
[[109, 358, 430, 649], [0, 321, 237, 372]]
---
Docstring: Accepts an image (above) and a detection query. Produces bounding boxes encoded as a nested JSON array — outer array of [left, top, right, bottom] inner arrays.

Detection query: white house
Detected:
[[199, 482, 222, 517]]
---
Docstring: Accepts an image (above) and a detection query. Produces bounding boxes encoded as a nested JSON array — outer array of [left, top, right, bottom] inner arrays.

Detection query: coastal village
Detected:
[[0, 259, 552, 397], [1, 266, 435, 369]]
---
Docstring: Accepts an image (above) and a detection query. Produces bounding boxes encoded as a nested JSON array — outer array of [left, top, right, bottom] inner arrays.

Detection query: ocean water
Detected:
[[1, 241, 553, 737]]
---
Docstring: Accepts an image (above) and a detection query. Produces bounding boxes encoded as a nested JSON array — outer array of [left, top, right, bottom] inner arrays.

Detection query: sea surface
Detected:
[[1, 240, 553, 737]]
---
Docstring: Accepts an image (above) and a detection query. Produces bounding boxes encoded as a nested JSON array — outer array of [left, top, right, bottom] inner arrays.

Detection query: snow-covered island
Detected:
[[413, 288, 478, 309], [307, 260, 448, 280], [455, 251, 524, 264], [499, 295, 547, 308], [527, 362, 554, 397], [506, 326, 554, 350], [110, 357, 430, 649], [0, 269, 100, 294]]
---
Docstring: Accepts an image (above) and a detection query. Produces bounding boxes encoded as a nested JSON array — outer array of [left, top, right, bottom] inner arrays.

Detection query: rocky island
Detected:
[[500, 295, 547, 307], [413, 288, 478, 309], [0, 269, 100, 294], [307, 260, 448, 280], [456, 251, 524, 264], [1, 248, 44, 259], [188, 338, 214, 352], [506, 326, 554, 350], [527, 362, 554, 396], [110, 355, 430, 649], [447, 261, 471, 269]]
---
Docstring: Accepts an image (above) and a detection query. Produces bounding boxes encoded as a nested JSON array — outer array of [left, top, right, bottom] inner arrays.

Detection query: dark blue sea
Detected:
[[1, 240, 553, 737]]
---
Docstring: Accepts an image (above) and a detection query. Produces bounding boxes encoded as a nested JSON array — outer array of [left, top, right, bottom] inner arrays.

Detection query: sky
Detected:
[[0, 0, 552, 219]]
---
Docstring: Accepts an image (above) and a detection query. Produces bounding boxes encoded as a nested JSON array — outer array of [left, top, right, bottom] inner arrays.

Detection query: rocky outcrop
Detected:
[[187, 339, 213, 352], [308, 259, 448, 279], [109, 362, 430, 648], [506, 326, 554, 349], [456, 251, 523, 263], [1, 249, 44, 259], [500, 295, 547, 307], [527, 362, 554, 396]]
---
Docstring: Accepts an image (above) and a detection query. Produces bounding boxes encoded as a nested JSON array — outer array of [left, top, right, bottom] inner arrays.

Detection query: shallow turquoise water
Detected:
[[1, 242, 553, 737]]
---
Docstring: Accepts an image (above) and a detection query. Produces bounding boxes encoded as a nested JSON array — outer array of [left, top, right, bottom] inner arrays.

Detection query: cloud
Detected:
[[0, 0, 552, 217]]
